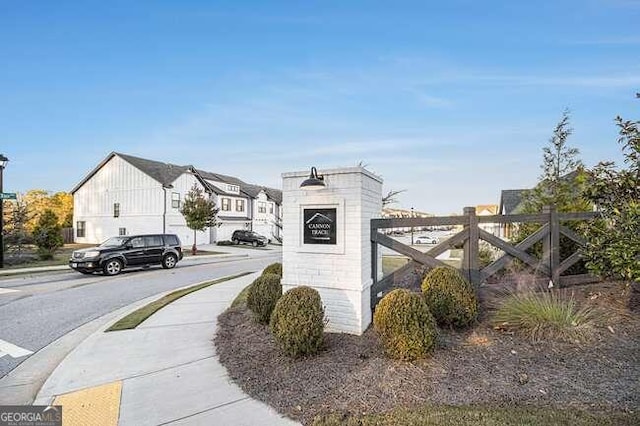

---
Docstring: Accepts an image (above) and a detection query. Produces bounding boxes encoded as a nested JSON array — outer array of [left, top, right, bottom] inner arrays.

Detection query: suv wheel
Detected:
[[252, 240, 258, 247], [233, 238, 240, 245], [162, 253, 177, 269], [103, 258, 123, 276]]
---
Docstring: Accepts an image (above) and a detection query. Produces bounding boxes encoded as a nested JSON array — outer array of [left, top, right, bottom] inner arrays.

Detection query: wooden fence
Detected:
[[61, 227, 74, 244], [370, 206, 600, 309]]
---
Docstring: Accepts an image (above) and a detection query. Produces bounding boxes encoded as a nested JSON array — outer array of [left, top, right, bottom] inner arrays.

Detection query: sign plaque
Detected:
[[303, 208, 337, 245]]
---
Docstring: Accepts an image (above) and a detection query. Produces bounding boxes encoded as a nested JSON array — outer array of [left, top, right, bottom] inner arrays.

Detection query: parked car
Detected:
[[231, 230, 268, 247], [69, 234, 183, 276], [415, 235, 440, 245]]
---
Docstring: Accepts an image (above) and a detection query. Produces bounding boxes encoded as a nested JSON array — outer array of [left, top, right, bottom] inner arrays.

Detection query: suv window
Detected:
[[130, 237, 145, 248], [144, 235, 163, 247], [165, 235, 179, 246]]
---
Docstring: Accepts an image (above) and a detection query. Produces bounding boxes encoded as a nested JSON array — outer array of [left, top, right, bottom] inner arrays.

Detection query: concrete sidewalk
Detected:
[[34, 272, 299, 426]]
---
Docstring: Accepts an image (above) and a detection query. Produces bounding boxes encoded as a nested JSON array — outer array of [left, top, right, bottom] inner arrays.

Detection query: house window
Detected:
[[236, 199, 245, 212], [76, 221, 86, 238], [171, 193, 180, 209], [119, 227, 126, 236], [226, 184, 239, 192], [269, 203, 274, 214], [221, 198, 231, 211], [258, 202, 266, 213], [114, 203, 120, 218]]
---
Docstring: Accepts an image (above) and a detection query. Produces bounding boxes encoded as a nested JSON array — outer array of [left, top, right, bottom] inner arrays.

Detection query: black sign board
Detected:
[[303, 208, 337, 245]]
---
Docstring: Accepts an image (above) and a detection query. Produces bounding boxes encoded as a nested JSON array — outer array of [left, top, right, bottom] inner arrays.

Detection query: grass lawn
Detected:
[[106, 272, 253, 331], [313, 404, 639, 426], [4, 243, 94, 269], [381, 256, 410, 275], [381, 255, 461, 275]]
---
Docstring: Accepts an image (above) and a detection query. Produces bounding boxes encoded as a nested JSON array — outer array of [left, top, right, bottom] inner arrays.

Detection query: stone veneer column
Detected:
[[281, 167, 383, 335]]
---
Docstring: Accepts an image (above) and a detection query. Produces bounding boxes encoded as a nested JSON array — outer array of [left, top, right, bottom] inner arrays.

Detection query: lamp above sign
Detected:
[[303, 208, 337, 245]]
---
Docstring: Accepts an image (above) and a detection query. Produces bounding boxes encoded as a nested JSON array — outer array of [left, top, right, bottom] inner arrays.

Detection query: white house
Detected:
[[71, 152, 282, 245]]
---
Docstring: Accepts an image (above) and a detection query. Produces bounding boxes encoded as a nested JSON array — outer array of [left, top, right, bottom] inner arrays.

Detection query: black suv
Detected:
[[69, 234, 183, 276], [231, 230, 268, 247]]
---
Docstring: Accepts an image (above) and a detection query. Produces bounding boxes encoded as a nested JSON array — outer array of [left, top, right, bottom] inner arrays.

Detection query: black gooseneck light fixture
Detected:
[[300, 166, 326, 190]]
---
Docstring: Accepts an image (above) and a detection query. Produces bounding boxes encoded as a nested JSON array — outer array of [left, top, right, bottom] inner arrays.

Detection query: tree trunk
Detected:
[[192, 229, 197, 255]]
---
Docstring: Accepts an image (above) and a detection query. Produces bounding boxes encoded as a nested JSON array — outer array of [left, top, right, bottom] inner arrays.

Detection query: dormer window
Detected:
[[226, 184, 239, 193]]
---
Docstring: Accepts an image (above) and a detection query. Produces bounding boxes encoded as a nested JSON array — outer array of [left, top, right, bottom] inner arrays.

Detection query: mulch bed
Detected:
[[214, 281, 640, 425]]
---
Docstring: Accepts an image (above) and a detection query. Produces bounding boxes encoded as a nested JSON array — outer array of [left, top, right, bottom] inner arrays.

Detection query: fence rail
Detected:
[[370, 206, 600, 310]]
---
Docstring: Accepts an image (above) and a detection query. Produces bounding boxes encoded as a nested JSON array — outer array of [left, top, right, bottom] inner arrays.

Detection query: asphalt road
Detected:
[[0, 252, 280, 378]]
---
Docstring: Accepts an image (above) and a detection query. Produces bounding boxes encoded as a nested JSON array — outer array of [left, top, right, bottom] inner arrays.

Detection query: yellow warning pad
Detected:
[[53, 381, 122, 426]]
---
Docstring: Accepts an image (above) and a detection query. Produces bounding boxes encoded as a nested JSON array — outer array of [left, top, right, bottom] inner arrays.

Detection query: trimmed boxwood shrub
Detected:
[[421, 266, 478, 328], [269, 286, 325, 357], [262, 262, 282, 278], [246, 273, 282, 324], [373, 289, 438, 360]]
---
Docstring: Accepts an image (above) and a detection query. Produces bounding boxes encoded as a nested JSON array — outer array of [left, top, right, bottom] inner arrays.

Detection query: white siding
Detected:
[[73, 156, 209, 245]]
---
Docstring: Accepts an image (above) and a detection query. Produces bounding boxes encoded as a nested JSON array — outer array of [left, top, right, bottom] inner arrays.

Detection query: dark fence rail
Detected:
[[370, 206, 600, 310]]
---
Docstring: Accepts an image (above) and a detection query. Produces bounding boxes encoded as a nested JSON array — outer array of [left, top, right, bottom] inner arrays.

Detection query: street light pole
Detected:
[[410, 207, 414, 246], [0, 154, 8, 269]]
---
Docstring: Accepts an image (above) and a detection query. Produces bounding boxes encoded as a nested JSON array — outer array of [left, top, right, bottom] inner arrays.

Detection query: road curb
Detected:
[[0, 253, 249, 278]]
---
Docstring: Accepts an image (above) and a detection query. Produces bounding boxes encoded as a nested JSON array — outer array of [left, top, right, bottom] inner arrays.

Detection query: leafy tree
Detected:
[[513, 110, 591, 275], [49, 192, 73, 227], [3, 198, 32, 262], [583, 113, 640, 288], [520, 109, 590, 214], [20, 190, 73, 231], [32, 209, 63, 260], [22, 189, 50, 232], [179, 184, 219, 254]]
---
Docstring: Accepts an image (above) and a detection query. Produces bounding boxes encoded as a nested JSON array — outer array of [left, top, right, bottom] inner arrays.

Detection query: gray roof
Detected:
[[499, 189, 527, 215], [117, 153, 189, 186], [72, 152, 282, 204], [241, 184, 283, 204]]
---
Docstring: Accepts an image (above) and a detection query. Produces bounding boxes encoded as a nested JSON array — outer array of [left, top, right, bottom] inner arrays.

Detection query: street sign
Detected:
[[0, 193, 16, 200]]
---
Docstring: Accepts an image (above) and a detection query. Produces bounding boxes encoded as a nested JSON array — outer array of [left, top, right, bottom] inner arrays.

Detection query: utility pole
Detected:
[[0, 154, 9, 268], [410, 207, 414, 246]]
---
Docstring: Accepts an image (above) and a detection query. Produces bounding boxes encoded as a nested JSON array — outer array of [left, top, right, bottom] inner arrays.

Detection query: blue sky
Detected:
[[1, 0, 639, 214]]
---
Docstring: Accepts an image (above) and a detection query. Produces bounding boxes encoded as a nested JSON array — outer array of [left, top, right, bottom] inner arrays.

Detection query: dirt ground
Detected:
[[214, 281, 640, 425]]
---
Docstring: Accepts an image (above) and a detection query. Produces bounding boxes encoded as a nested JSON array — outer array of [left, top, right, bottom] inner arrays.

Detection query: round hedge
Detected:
[[269, 286, 325, 357], [246, 273, 282, 324], [373, 289, 438, 361], [262, 262, 282, 278], [421, 266, 478, 328]]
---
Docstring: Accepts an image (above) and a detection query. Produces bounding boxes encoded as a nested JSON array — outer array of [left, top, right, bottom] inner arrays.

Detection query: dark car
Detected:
[[69, 234, 183, 276], [231, 230, 268, 247]]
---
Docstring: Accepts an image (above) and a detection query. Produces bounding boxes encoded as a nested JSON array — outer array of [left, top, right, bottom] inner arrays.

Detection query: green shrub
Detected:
[[269, 286, 325, 357], [373, 289, 438, 361], [492, 290, 599, 342], [32, 209, 63, 260], [246, 273, 282, 324], [262, 262, 282, 278], [216, 240, 234, 246], [478, 246, 495, 269], [421, 267, 478, 328]]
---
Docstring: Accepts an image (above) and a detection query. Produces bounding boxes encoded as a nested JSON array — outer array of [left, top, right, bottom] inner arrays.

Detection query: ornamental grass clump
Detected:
[[421, 266, 478, 328], [373, 289, 438, 361], [246, 273, 282, 324], [270, 286, 325, 357], [262, 262, 282, 278], [492, 290, 599, 343]]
